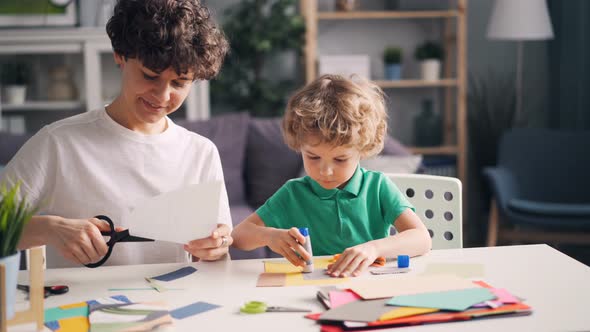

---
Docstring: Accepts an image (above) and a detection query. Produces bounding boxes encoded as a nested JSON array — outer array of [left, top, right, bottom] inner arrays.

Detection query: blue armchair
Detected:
[[484, 129, 590, 246]]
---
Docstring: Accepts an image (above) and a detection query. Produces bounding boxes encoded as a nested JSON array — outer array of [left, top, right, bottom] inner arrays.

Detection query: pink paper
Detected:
[[473, 288, 519, 308], [329, 290, 361, 308]]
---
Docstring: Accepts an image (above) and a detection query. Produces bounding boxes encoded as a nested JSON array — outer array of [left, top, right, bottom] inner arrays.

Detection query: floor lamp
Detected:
[[487, 0, 554, 123]]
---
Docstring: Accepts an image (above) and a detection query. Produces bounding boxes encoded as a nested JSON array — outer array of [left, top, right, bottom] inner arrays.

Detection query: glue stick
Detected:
[[298, 227, 314, 273]]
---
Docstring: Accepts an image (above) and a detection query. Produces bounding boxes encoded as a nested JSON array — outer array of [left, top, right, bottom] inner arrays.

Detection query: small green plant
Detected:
[[414, 41, 444, 61], [383, 47, 402, 64], [0, 63, 30, 86], [0, 182, 37, 257]]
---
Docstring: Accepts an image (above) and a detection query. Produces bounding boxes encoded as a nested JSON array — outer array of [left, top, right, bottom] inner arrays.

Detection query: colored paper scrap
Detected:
[[421, 263, 485, 278], [329, 290, 361, 308], [151, 266, 197, 281], [350, 275, 478, 300], [264, 257, 333, 273], [473, 288, 520, 308], [257, 273, 286, 287], [89, 302, 173, 331], [45, 306, 88, 322], [44, 320, 60, 331], [302, 269, 333, 280], [378, 307, 438, 321], [170, 301, 221, 319], [387, 287, 495, 311], [319, 299, 393, 322]]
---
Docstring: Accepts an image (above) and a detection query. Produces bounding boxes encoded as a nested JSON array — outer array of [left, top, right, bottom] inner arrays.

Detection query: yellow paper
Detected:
[[378, 307, 438, 321], [59, 302, 86, 310], [264, 257, 333, 273], [56, 316, 89, 332], [285, 272, 348, 286]]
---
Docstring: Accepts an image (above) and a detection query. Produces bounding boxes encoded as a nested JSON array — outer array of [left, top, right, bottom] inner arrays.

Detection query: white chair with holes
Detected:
[[385, 173, 463, 249]]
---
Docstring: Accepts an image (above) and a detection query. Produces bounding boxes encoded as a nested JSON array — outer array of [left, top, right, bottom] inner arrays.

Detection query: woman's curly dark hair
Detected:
[[106, 0, 229, 80]]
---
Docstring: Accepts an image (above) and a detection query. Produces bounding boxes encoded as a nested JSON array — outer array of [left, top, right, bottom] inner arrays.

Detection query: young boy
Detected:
[[232, 74, 431, 277], [3, 0, 232, 267]]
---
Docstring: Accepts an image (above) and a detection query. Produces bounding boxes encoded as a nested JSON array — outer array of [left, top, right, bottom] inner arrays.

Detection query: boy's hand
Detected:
[[267, 227, 310, 267], [327, 242, 379, 277]]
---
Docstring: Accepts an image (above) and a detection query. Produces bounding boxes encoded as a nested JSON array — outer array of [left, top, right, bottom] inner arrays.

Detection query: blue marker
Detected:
[[298, 227, 314, 273]]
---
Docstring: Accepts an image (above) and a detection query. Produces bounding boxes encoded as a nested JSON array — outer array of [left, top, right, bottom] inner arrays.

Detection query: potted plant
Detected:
[[210, 0, 305, 117], [383, 46, 403, 80], [0, 182, 37, 319], [1, 62, 30, 105], [414, 41, 444, 81]]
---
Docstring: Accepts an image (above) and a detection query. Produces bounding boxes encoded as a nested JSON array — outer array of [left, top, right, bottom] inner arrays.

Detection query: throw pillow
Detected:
[[176, 112, 250, 205], [245, 118, 303, 208], [0, 132, 32, 165]]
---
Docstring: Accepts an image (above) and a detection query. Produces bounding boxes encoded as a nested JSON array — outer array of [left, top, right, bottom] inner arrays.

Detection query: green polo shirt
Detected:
[[256, 167, 414, 256]]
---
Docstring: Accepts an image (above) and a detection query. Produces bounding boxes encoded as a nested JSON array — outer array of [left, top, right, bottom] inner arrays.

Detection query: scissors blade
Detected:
[[266, 306, 311, 313]]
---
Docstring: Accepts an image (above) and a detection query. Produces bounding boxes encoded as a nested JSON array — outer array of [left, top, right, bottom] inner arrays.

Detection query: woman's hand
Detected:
[[267, 227, 309, 267], [327, 242, 379, 278], [184, 223, 233, 261], [46, 216, 113, 265]]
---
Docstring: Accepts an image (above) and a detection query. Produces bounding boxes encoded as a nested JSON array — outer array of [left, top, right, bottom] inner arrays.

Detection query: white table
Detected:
[[12, 244, 590, 331]]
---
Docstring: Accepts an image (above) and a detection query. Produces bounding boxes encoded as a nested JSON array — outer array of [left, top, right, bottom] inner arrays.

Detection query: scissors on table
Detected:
[[17, 284, 69, 298], [85, 215, 154, 268], [240, 301, 311, 314]]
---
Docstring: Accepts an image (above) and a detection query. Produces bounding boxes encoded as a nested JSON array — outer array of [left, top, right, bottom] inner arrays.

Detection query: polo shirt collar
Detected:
[[308, 166, 363, 199]]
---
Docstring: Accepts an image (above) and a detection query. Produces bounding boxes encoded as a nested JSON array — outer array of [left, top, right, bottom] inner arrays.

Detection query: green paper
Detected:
[[44, 306, 88, 322], [387, 288, 495, 311]]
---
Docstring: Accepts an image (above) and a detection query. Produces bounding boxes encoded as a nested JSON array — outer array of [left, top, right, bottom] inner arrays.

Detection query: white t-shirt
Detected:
[[1, 109, 232, 268]]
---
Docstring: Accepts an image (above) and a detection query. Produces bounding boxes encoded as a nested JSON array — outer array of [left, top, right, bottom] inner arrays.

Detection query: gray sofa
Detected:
[[0, 112, 413, 260]]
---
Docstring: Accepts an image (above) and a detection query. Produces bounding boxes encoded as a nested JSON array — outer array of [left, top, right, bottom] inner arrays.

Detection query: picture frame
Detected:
[[0, 0, 77, 27]]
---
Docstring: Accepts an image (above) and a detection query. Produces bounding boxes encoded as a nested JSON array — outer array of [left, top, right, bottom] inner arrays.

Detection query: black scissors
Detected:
[[17, 284, 69, 298], [85, 215, 154, 268]]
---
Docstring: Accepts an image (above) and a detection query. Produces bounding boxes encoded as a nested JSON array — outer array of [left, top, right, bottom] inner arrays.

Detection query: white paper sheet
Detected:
[[124, 182, 221, 244]]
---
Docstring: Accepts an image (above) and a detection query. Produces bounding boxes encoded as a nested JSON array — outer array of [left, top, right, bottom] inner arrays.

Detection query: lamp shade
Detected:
[[487, 0, 554, 40]]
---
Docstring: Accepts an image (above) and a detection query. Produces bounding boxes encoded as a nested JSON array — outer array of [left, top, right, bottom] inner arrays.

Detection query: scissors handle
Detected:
[[85, 215, 116, 268], [18, 284, 69, 298]]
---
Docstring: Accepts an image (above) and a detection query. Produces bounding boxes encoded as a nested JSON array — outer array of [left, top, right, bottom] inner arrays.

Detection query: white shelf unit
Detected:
[[0, 27, 210, 132], [300, 0, 468, 189]]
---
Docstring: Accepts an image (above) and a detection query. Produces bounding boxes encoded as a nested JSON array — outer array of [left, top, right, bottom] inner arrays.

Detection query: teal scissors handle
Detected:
[[240, 301, 310, 314]]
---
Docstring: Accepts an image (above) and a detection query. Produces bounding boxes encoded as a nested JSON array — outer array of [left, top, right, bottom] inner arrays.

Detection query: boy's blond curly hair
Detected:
[[282, 74, 388, 158]]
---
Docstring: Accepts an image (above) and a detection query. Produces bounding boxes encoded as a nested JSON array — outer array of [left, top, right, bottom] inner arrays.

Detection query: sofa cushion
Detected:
[[245, 118, 303, 208], [361, 155, 423, 174], [176, 113, 250, 205], [381, 135, 412, 156], [0, 132, 32, 165], [508, 198, 590, 218]]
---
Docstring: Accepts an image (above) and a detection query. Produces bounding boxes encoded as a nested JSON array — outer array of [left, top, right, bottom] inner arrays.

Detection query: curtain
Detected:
[[548, 0, 590, 130]]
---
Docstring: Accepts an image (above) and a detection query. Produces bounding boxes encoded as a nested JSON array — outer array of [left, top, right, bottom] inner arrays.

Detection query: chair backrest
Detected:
[[498, 129, 590, 203], [385, 173, 463, 249]]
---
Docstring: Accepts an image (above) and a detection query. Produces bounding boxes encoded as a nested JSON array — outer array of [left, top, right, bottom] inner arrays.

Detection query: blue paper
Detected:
[[110, 294, 132, 303], [170, 301, 220, 319], [44, 320, 60, 331], [152, 266, 197, 281]]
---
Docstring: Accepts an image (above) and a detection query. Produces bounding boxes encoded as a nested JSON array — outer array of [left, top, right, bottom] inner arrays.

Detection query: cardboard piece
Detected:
[[319, 299, 393, 323], [349, 275, 478, 300]]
